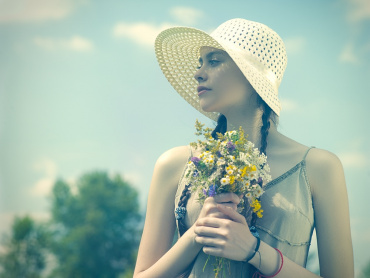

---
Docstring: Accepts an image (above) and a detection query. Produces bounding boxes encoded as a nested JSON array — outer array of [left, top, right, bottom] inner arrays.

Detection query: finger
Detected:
[[202, 246, 223, 257], [195, 235, 224, 247], [205, 210, 235, 220], [222, 202, 237, 211], [196, 217, 222, 228], [213, 192, 240, 205], [217, 204, 247, 224], [194, 227, 218, 237]]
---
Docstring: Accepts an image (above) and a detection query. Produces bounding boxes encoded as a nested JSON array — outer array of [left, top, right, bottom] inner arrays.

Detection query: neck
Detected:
[[223, 107, 276, 149]]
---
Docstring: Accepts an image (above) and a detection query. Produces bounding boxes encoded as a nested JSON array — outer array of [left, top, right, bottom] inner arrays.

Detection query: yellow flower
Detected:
[[241, 166, 248, 177], [229, 175, 235, 185], [251, 199, 261, 212], [257, 209, 264, 218]]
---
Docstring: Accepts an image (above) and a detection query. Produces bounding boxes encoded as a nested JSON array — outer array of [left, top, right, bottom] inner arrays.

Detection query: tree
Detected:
[[0, 216, 49, 278], [49, 171, 141, 277], [360, 259, 370, 278]]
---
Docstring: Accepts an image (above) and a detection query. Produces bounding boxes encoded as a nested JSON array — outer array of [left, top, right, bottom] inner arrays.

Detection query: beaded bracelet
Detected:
[[244, 236, 261, 262], [252, 248, 284, 278]]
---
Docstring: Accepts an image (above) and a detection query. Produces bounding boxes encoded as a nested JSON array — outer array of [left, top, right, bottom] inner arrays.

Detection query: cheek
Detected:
[[220, 74, 250, 101], [218, 64, 249, 94]]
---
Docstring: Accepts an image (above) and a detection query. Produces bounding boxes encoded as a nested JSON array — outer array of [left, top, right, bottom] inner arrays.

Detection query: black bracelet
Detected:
[[244, 236, 261, 262]]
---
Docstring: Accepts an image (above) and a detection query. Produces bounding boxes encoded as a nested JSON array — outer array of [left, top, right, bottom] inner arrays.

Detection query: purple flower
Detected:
[[193, 170, 199, 177], [227, 141, 236, 152], [202, 184, 217, 197], [208, 184, 217, 197], [191, 157, 200, 166], [258, 177, 263, 186]]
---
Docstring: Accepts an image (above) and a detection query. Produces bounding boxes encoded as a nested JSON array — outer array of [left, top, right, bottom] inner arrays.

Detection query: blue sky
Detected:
[[0, 0, 369, 276]]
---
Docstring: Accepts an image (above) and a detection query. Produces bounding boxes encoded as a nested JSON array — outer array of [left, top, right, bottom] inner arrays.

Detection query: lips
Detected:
[[197, 86, 211, 96]]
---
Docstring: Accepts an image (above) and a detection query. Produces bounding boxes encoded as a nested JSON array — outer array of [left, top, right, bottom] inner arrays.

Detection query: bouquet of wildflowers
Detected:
[[186, 120, 271, 277]]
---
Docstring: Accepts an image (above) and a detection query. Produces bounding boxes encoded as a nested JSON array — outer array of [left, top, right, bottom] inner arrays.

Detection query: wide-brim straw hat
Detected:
[[155, 18, 288, 121]]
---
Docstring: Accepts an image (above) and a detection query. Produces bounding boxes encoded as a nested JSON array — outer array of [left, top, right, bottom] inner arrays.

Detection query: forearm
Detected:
[[134, 225, 202, 278], [249, 240, 321, 278]]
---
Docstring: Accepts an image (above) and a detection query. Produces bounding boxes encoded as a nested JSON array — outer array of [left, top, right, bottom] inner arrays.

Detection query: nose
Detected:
[[194, 66, 207, 83]]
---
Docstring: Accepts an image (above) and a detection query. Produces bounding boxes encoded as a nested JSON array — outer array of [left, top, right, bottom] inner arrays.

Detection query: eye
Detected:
[[209, 59, 219, 66]]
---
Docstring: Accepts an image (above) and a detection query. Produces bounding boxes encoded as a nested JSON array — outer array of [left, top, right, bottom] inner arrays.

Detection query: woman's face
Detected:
[[194, 46, 256, 115]]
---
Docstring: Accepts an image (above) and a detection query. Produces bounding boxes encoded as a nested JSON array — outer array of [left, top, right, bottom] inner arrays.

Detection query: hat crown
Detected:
[[210, 18, 287, 86]]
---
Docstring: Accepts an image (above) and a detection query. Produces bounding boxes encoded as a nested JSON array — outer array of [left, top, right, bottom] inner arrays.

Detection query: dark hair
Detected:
[[211, 114, 227, 139]]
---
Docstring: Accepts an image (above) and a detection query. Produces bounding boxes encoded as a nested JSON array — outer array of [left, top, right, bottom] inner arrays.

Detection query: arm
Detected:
[[306, 148, 354, 277], [194, 148, 354, 277], [134, 146, 202, 278]]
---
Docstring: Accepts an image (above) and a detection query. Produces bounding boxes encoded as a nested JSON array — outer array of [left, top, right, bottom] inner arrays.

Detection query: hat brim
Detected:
[[155, 26, 281, 121]]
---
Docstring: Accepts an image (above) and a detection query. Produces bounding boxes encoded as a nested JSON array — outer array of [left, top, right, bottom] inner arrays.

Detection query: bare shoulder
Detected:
[[152, 145, 191, 191], [155, 145, 191, 173], [305, 148, 345, 197], [305, 148, 343, 177]]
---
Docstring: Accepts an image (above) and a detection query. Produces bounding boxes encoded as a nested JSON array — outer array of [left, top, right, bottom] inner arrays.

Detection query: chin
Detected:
[[199, 100, 220, 114]]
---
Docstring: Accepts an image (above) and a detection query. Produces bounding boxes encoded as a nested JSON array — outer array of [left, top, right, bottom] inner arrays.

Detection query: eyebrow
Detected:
[[198, 50, 226, 64]]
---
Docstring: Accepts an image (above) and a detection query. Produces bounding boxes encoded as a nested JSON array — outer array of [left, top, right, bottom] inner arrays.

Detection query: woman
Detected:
[[134, 18, 354, 277]]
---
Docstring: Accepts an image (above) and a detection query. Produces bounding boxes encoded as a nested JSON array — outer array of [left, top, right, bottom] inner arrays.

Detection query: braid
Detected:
[[177, 183, 191, 236], [260, 102, 272, 155], [250, 99, 273, 230]]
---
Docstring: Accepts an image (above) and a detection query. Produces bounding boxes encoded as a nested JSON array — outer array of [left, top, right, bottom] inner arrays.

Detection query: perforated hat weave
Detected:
[[155, 18, 288, 120]]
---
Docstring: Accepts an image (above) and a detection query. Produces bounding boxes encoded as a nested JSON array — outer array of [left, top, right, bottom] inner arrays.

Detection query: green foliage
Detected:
[[0, 216, 50, 278], [360, 259, 370, 278], [48, 171, 141, 278]]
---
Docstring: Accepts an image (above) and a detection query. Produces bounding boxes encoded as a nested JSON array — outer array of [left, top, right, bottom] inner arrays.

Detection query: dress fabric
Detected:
[[174, 146, 315, 277]]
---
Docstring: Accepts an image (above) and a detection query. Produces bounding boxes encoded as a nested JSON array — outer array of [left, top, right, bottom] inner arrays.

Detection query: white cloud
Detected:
[[337, 151, 368, 169], [284, 37, 306, 54], [346, 0, 370, 23], [33, 157, 57, 177], [31, 177, 55, 197], [169, 6, 204, 25], [113, 21, 174, 47], [30, 158, 57, 197], [280, 98, 298, 112], [0, 0, 86, 23], [339, 42, 359, 64], [339, 0, 370, 65], [34, 36, 94, 52], [123, 171, 142, 186]]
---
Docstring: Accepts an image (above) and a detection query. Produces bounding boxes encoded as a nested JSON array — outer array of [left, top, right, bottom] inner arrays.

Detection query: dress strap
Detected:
[[303, 146, 315, 161]]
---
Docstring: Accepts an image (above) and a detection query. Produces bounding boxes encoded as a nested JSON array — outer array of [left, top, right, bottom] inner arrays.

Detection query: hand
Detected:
[[194, 202, 256, 261], [197, 192, 240, 220]]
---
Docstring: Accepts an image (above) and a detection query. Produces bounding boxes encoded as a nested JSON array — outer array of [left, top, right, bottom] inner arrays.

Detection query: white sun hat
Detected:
[[155, 18, 288, 120]]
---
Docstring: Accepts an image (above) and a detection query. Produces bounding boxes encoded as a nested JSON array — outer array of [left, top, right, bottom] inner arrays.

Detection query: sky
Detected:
[[0, 0, 369, 276]]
